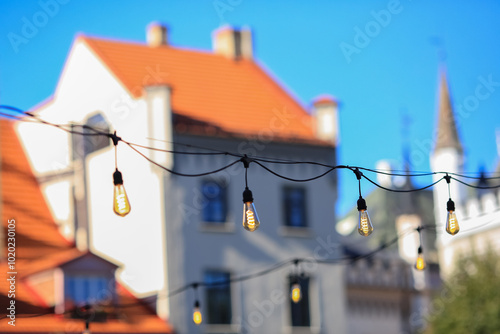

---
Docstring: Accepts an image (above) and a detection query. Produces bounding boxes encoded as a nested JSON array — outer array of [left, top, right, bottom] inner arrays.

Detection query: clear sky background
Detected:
[[1, 0, 499, 216]]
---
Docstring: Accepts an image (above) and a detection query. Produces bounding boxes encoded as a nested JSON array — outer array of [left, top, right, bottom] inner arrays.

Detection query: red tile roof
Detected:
[[79, 36, 331, 146], [0, 118, 172, 333]]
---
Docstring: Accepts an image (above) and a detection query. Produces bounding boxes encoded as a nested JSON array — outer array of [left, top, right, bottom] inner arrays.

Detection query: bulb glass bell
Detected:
[[242, 187, 260, 232], [446, 211, 459, 235], [357, 210, 373, 237], [113, 169, 131, 217], [193, 301, 202, 325], [445, 199, 459, 236], [243, 202, 260, 232], [291, 282, 302, 303], [415, 248, 425, 271], [356, 196, 373, 237]]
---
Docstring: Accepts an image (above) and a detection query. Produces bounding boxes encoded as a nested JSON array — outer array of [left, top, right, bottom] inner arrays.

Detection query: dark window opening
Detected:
[[289, 276, 310, 327], [204, 270, 232, 324], [202, 180, 227, 223], [283, 187, 307, 227]]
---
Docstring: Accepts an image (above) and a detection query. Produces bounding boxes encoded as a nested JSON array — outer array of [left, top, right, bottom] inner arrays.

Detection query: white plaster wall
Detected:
[[16, 39, 166, 297], [164, 139, 346, 334]]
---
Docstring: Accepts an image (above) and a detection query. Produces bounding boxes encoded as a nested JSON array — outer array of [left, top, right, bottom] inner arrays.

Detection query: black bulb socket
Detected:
[[243, 187, 254, 203], [357, 196, 367, 211], [113, 168, 123, 186], [194, 300, 200, 308], [447, 199, 455, 212]]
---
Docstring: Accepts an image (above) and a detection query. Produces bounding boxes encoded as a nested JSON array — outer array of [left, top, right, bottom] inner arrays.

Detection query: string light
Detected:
[[110, 132, 131, 217], [290, 259, 302, 303], [415, 227, 425, 271], [192, 284, 202, 325], [241, 156, 261, 232], [354, 168, 373, 237], [444, 175, 459, 235], [3, 106, 500, 321]]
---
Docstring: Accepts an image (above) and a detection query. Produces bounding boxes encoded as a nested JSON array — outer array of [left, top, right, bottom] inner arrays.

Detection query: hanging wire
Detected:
[[125, 141, 241, 177]]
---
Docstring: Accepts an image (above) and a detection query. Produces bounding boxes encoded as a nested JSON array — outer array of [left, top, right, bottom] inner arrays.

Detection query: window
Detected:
[[283, 187, 307, 227], [202, 180, 227, 223], [204, 270, 232, 324], [65, 275, 113, 307], [289, 276, 310, 327]]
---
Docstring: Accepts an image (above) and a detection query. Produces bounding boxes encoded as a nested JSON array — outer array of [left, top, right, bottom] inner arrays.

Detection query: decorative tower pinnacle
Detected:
[[434, 70, 463, 154]]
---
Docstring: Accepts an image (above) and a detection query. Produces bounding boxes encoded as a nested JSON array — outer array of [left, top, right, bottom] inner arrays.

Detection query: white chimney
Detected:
[[311, 95, 339, 145], [147, 22, 168, 47], [212, 26, 253, 60]]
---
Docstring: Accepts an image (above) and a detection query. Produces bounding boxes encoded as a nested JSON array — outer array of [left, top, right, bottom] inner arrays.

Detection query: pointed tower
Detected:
[[430, 69, 465, 247]]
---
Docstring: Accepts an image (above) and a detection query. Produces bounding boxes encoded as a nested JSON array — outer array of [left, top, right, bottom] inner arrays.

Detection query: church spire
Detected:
[[434, 70, 463, 154]]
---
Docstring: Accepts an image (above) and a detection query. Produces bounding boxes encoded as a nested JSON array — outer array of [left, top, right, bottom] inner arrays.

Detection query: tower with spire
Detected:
[[430, 69, 466, 263]]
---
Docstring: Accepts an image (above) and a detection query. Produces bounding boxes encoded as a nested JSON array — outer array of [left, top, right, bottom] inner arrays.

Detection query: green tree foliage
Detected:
[[427, 248, 500, 334]]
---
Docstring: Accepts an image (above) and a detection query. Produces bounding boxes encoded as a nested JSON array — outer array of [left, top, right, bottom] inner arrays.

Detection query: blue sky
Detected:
[[1, 0, 499, 216]]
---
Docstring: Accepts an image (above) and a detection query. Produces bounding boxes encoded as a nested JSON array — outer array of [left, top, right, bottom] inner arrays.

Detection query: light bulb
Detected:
[[446, 211, 459, 235], [415, 247, 425, 271], [242, 187, 260, 232], [445, 199, 459, 236], [358, 210, 373, 237], [193, 301, 202, 325], [356, 197, 373, 236], [113, 169, 131, 217], [291, 282, 302, 303]]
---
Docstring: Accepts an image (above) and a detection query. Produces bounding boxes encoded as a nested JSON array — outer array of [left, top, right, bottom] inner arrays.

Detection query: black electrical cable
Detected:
[[254, 160, 337, 182], [451, 176, 500, 189], [124, 141, 241, 177]]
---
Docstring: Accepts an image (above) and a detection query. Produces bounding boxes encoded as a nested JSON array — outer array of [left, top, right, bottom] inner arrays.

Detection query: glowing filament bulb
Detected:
[[356, 196, 373, 237], [358, 210, 373, 237], [415, 247, 425, 271], [242, 187, 260, 232], [113, 169, 131, 217], [445, 199, 459, 236], [193, 301, 202, 325], [446, 211, 459, 235], [243, 202, 260, 232], [291, 282, 302, 303]]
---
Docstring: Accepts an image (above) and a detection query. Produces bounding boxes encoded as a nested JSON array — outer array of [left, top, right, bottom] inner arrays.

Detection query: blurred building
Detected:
[[430, 70, 500, 277], [337, 162, 440, 333], [17, 24, 347, 333], [0, 119, 173, 333]]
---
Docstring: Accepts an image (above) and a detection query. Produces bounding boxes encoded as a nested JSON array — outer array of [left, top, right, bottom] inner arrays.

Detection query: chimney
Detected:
[[147, 22, 168, 47], [312, 95, 339, 145], [212, 26, 253, 60]]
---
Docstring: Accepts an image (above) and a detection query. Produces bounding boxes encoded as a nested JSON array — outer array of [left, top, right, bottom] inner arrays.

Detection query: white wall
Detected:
[[163, 137, 346, 334], [17, 39, 167, 298]]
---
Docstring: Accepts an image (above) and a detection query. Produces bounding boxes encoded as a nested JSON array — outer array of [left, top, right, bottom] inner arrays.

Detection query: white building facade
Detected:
[[17, 23, 348, 334]]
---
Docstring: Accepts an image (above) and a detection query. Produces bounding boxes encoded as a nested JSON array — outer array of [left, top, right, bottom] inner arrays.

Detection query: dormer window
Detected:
[[65, 274, 114, 307]]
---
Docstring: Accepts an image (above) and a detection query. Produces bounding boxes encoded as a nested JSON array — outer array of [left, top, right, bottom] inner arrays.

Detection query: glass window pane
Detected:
[[202, 181, 227, 223], [204, 270, 232, 324], [284, 187, 307, 227]]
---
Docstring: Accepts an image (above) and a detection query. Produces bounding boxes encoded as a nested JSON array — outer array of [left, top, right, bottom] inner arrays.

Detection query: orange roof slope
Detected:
[[0, 118, 172, 333], [81, 36, 325, 144], [0, 118, 73, 262]]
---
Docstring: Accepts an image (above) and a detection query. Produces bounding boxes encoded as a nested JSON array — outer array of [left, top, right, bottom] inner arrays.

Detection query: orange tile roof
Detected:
[[0, 118, 172, 333], [79, 36, 330, 146]]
